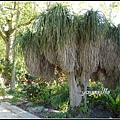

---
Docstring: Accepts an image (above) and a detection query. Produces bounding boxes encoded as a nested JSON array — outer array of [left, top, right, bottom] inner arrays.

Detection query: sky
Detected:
[[36, 1, 120, 25], [0, 1, 120, 25], [71, 1, 120, 25]]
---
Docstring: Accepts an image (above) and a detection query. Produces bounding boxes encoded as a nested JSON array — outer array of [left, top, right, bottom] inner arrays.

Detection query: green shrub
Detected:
[[2, 61, 13, 81], [87, 82, 110, 108], [48, 112, 68, 118], [11, 94, 19, 103], [19, 78, 69, 111], [49, 81, 69, 110], [103, 87, 120, 117], [87, 82, 120, 117]]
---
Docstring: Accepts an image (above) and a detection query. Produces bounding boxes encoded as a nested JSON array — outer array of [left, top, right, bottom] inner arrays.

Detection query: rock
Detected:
[[26, 106, 44, 114], [26, 107, 33, 113], [44, 108, 61, 113], [31, 106, 44, 112], [26, 102, 35, 107], [15, 101, 24, 106]]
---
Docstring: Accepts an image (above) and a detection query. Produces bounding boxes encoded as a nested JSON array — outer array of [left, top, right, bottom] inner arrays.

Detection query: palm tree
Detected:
[[15, 3, 120, 116]]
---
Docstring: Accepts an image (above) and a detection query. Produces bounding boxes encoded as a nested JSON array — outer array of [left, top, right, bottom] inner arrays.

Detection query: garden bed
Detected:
[[12, 99, 116, 118]]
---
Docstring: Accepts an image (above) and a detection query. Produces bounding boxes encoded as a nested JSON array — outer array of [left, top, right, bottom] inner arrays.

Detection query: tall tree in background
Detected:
[[0, 1, 37, 62], [0, 1, 37, 86]]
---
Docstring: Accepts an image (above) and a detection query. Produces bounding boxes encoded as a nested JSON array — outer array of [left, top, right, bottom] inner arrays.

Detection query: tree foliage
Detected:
[[0, 1, 38, 87], [0, 1, 38, 61]]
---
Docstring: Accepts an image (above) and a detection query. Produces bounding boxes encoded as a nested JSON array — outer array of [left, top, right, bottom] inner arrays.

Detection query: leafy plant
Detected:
[[10, 94, 20, 103], [21, 76, 41, 101], [104, 92, 120, 117], [49, 80, 69, 110], [15, 76, 69, 111], [59, 101, 69, 112], [0, 62, 4, 74], [1, 60, 13, 84], [78, 103, 91, 118], [48, 112, 69, 118], [87, 82, 110, 108]]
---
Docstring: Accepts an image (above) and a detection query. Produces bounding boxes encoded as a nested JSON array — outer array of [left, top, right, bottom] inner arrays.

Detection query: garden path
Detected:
[[0, 101, 40, 118]]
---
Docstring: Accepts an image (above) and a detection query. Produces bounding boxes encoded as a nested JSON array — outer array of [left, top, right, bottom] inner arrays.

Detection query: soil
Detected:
[[89, 106, 116, 118], [12, 99, 118, 118]]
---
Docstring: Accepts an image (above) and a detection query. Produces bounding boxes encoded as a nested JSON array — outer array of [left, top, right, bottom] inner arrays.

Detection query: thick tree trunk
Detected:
[[79, 71, 89, 108], [66, 70, 89, 109], [3, 36, 13, 86], [90, 67, 120, 90], [67, 71, 82, 109], [66, 70, 89, 117], [105, 69, 120, 90]]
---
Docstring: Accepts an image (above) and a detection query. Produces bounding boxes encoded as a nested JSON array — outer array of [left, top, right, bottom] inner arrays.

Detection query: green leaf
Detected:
[[116, 94, 120, 105], [107, 94, 116, 106]]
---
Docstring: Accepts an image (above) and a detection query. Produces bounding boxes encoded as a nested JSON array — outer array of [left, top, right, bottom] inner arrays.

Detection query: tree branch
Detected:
[[0, 30, 7, 43], [12, 17, 35, 32]]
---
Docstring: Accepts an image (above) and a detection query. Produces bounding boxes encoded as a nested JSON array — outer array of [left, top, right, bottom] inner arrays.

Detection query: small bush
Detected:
[[103, 87, 120, 117], [17, 77, 69, 111], [87, 82, 110, 108]]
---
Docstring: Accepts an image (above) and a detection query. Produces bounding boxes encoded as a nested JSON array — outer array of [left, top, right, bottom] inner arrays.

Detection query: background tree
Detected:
[[0, 1, 38, 86], [0, 1, 37, 62]]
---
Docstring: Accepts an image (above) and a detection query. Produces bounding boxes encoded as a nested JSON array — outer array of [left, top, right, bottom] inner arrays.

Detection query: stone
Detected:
[[26, 102, 35, 107], [31, 106, 44, 113]]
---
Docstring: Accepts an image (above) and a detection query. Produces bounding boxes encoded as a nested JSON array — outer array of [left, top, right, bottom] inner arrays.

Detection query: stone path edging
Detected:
[[0, 102, 40, 118]]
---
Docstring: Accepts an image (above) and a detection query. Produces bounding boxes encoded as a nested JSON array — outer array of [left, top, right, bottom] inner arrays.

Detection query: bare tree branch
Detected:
[[12, 17, 35, 32], [0, 30, 7, 43]]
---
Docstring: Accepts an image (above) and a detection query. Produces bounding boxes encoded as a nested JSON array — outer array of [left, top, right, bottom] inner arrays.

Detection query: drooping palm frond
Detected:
[[72, 14, 84, 44], [106, 23, 120, 46], [77, 9, 109, 43], [14, 27, 55, 79], [33, 3, 75, 52], [14, 28, 37, 54]]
